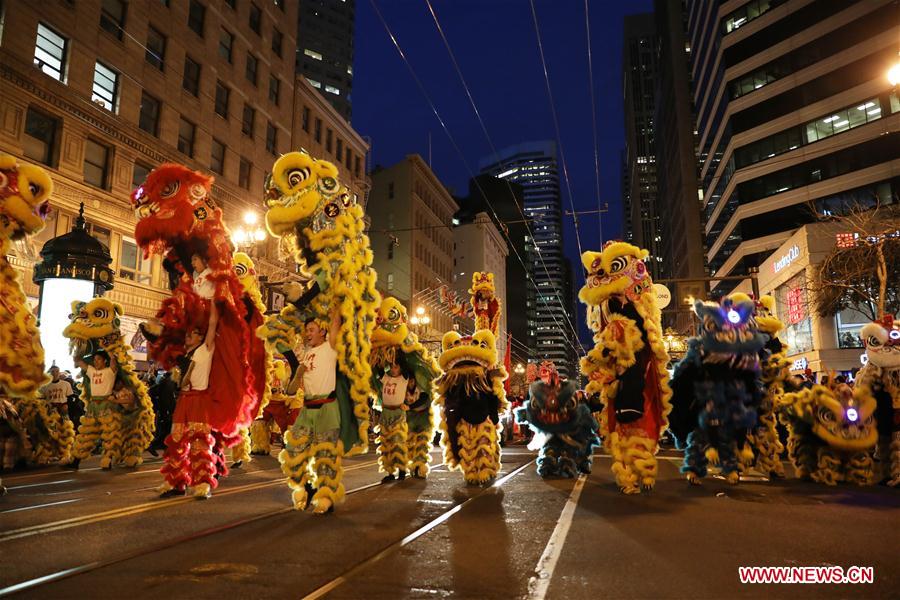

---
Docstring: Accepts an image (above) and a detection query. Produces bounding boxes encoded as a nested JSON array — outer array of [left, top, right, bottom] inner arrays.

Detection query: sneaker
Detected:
[[397, 470, 407, 481], [192, 483, 212, 499], [381, 474, 396, 484]]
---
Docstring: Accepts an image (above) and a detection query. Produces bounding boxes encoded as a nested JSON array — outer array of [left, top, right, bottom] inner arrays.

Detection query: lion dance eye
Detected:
[[28, 182, 42, 197], [160, 180, 180, 198], [189, 184, 206, 201], [234, 264, 248, 276], [387, 308, 400, 321], [287, 168, 310, 188], [93, 309, 108, 319], [609, 256, 628, 273], [866, 336, 881, 348]]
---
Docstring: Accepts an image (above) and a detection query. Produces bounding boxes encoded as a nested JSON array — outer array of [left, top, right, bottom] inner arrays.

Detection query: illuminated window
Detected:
[[34, 23, 68, 82], [304, 49, 323, 61]]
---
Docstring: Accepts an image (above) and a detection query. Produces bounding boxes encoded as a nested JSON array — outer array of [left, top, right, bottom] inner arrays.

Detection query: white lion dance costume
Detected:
[[370, 297, 441, 479], [258, 150, 378, 513], [0, 154, 61, 490], [63, 299, 155, 468], [856, 315, 900, 486], [578, 241, 672, 494]]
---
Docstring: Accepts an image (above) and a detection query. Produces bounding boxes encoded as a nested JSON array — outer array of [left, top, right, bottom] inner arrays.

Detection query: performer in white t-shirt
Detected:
[[376, 362, 411, 482], [42, 365, 74, 418], [191, 253, 215, 300], [69, 351, 119, 470]]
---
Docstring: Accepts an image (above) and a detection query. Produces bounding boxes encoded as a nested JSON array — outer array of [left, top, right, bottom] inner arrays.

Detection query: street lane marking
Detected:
[[0, 460, 378, 543], [526, 474, 587, 600], [302, 459, 536, 600], [7, 479, 77, 491], [0, 499, 84, 514], [2, 459, 166, 483], [0, 479, 386, 597]]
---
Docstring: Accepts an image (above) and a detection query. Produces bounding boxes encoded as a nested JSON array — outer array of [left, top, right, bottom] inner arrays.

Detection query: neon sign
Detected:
[[773, 245, 801, 273]]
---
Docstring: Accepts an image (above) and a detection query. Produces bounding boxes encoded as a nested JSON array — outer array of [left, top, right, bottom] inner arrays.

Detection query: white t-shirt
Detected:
[[42, 380, 73, 404], [87, 366, 115, 398], [193, 267, 215, 299], [381, 374, 408, 408], [184, 344, 213, 391], [301, 340, 338, 398]]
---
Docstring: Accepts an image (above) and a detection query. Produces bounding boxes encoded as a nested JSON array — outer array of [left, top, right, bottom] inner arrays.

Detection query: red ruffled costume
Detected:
[[132, 164, 264, 491]]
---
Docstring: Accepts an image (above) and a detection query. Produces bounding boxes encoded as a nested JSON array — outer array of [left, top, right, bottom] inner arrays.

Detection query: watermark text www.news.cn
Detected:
[[739, 566, 874, 584]]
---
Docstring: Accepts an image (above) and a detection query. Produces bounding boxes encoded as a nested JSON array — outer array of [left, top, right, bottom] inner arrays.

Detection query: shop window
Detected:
[[34, 23, 68, 82], [120, 237, 152, 284], [23, 107, 58, 167], [835, 306, 871, 349]]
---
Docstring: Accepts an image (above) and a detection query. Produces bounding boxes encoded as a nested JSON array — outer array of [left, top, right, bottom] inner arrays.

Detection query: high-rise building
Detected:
[[0, 0, 300, 366], [620, 149, 633, 243], [453, 174, 530, 367], [622, 13, 663, 278], [689, 0, 900, 294], [479, 141, 579, 378], [368, 155, 458, 340], [652, 0, 707, 329], [297, 0, 354, 122]]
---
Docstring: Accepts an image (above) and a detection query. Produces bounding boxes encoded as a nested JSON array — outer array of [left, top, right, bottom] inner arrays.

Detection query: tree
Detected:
[[812, 203, 900, 321]]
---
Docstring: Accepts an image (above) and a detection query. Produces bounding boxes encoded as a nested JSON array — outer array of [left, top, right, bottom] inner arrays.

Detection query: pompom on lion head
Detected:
[[263, 151, 343, 237], [754, 294, 784, 335], [468, 271, 495, 299], [131, 164, 216, 252], [0, 154, 53, 240], [862, 315, 900, 369], [372, 297, 410, 349], [579, 241, 652, 306], [439, 330, 498, 372]]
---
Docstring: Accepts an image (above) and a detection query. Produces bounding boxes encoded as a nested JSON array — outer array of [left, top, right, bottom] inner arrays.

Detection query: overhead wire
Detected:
[[370, 0, 584, 358], [420, 0, 586, 355], [583, 0, 605, 245]]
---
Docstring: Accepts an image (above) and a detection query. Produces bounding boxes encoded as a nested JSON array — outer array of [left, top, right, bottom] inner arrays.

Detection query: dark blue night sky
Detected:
[[353, 0, 653, 345]]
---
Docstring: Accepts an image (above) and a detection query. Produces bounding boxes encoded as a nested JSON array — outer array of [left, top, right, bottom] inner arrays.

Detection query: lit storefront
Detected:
[[758, 222, 868, 377]]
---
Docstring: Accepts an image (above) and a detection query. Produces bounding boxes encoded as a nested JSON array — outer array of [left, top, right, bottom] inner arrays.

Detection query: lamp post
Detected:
[[888, 53, 900, 87], [32, 203, 113, 373], [512, 362, 526, 396], [232, 210, 267, 256]]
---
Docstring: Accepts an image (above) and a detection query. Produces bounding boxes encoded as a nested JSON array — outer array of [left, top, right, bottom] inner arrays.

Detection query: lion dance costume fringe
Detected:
[[578, 242, 672, 494], [63, 299, 155, 468], [131, 164, 263, 497], [257, 151, 378, 513], [370, 297, 441, 478]]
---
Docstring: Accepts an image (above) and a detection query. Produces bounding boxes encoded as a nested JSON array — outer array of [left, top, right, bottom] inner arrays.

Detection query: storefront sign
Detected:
[[786, 287, 805, 325], [791, 357, 808, 371], [773, 245, 801, 273]]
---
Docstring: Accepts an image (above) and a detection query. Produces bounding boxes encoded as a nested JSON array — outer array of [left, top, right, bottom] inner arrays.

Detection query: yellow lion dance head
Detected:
[[263, 151, 343, 237], [372, 297, 410, 349], [439, 330, 498, 372], [0, 154, 53, 241], [468, 272, 495, 298], [63, 298, 124, 359], [579, 241, 653, 307]]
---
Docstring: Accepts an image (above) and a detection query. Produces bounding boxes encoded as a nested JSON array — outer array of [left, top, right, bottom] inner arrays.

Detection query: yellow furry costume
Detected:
[[469, 272, 501, 335], [63, 299, 155, 468], [370, 297, 441, 478], [258, 150, 378, 513], [0, 155, 59, 483], [228, 252, 274, 465], [578, 242, 672, 494], [435, 330, 508, 485]]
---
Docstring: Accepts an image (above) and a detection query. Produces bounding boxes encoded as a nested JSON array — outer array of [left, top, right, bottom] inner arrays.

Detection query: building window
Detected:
[[345, 148, 352, 169], [268, 75, 280, 105], [23, 107, 58, 167], [224, 0, 235, 8], [91, 61, 119, 112], [83, 139, 110, 188], [265, 121, 277, 155], [138, 92, 161, 135], [218, 29, 234, 63], [325, 85, 340, 96], [182, 56, 200, 96], [387, 273, 394, 291], [314, 118, 322, 142], [241, 104, 255, 136], [245, 53, 258, 85], [99, 0, 127, 40], [188, 0, 205, 36], [302, 106, 310, 132], [119, 237, 152, 284], [304, 49, 323, 61], [387, 240, 394, 260], [146, 26, 166, 70], [132, 162, 151, 189], [805, 99, 882, 144], [84, 221, 111, 249], [214, 80, 229, 118], [336, 138, 343, 161], [34, 23, 68, 82], [354, 156, 361, 178], [239, 157, 251, 190], [307, 78, 321, 89], [326, 129, 332, 153], [271, 28, 283, 57], [177, 117, 195, 157], [722, 0, 773, 35], [210, 138, 225, 174], [249, 3, 261, 34]]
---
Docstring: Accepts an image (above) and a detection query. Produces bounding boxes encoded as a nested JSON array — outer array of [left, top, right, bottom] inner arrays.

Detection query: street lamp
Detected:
[[32, 202, 114, 373], [409, 306, 431, 328], [888, 55, 900, 87], [232, 210, 267, 253]]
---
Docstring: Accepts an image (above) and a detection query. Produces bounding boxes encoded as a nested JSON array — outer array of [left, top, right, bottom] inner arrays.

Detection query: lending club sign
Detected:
[[773, 245, 801, 273]]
